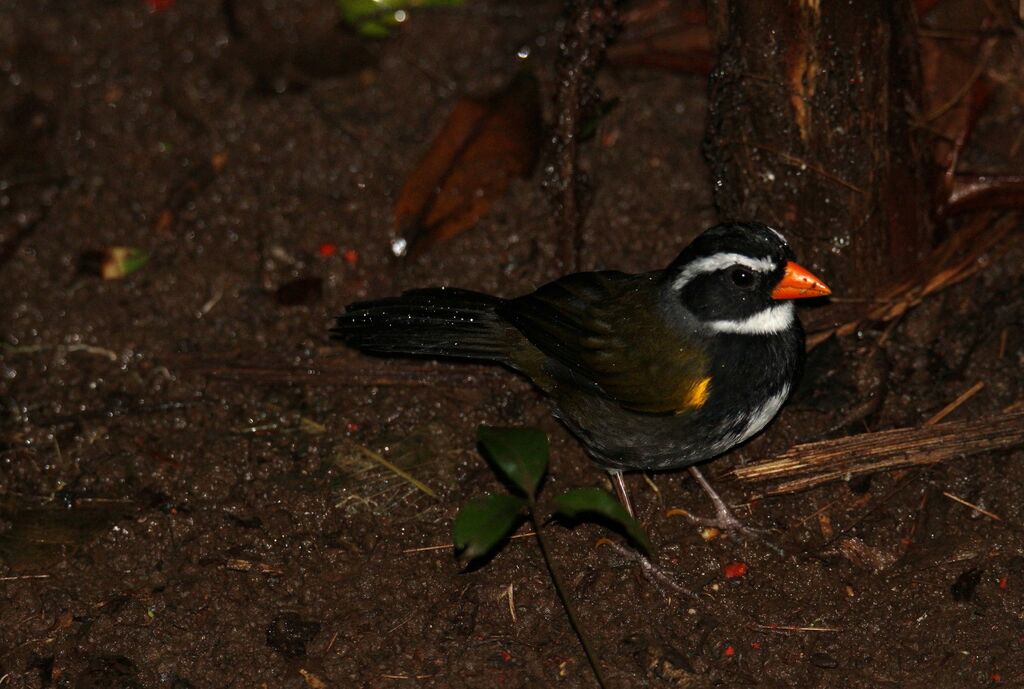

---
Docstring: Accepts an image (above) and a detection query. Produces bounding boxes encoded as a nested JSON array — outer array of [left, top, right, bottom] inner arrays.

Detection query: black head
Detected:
[[663, 222, 823, 335]]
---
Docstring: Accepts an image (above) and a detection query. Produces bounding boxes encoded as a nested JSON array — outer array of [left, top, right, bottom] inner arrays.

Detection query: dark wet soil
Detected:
[[2, 2, 1024, 688]]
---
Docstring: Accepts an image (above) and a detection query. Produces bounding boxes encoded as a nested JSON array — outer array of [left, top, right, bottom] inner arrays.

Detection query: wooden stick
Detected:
[[941, 491, 1001, 521], [751, 623, 841, 633], [923, 381, 984, 426], [728, 411, 1024, 495]]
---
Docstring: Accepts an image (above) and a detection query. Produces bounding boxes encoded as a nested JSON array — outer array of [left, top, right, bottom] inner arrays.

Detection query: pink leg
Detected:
[[608, 469, 634, 517], [683, 466, 775, 546]]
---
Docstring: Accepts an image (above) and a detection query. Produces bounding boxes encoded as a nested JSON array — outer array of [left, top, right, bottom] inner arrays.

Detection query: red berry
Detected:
[[723, 561, 748, 579], [318, 242, 338, 257]]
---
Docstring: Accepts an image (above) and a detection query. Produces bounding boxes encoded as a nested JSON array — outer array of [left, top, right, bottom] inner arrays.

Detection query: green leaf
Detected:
[[338, 0, 466, 39], [553, 487, 654, 555], [453, 494, 526, 562], [477, 426, 548, 497]]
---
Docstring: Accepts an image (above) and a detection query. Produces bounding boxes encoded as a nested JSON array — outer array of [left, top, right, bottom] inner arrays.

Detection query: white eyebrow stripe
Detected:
[[705, 302, 794, 335], [672, 253, 777, 291], [765, 226, 789, 245]]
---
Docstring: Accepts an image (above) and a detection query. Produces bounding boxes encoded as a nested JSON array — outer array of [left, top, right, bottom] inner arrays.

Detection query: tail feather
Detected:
[[332, 288, 510, 362]]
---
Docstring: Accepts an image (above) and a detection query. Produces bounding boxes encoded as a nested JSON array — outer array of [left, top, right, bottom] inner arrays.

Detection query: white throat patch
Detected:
[[706, 301, 795, 335], [672, 252, 777, 291], [706, 383, 792, 457], [734, 383, 790, 444]]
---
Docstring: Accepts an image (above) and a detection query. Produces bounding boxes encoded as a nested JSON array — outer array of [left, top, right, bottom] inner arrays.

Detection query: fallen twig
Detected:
[[924, 381, 984, 426], [337, 440, 438, 500], [941, 491, 1001, 521], [751, 623, 841, 634], [3, 342, 119, 361], [729, 410, 1024, 495], [0, 574, 52, 582]]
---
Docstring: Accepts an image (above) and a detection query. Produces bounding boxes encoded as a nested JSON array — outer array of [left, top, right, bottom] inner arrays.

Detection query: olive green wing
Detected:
[[500, 272, 710, 415]]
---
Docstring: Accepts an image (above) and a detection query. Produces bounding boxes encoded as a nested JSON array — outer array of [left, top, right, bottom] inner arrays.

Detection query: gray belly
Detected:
[[553, 383, 791, 472]]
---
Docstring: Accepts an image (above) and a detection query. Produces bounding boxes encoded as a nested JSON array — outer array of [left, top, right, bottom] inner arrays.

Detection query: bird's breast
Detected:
[[557, 329, 802, 471]]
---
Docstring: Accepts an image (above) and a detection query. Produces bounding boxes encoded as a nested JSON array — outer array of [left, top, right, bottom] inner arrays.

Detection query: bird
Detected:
[[332, 222, 830, 533]]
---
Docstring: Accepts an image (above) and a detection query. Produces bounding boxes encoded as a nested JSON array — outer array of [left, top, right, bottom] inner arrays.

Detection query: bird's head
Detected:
[[664, 222, 831, 335]]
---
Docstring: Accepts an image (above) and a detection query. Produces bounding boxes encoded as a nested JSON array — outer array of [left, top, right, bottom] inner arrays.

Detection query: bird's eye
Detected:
[[730, 267, 755, 288]]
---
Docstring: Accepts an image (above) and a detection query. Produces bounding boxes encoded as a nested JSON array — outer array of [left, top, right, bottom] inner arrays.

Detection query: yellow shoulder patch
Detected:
[[677, 376, 711, 412]]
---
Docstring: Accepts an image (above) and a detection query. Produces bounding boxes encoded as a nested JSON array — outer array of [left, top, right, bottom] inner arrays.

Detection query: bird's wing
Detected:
[[500, 271, 710, 415]]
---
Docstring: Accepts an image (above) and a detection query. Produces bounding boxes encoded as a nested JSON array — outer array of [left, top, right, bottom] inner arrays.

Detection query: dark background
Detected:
[[2, 1, 1023, 687]]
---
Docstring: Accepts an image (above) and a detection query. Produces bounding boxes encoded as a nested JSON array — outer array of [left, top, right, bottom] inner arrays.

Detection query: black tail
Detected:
[[332, 288, 511, 362]]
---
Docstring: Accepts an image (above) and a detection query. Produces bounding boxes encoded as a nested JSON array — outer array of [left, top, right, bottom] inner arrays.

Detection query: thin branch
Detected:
[[549, 0, 618, 272], [923, 381, 984, 426], [751, 623, 841, 633], [941, 491, 1001, 521]]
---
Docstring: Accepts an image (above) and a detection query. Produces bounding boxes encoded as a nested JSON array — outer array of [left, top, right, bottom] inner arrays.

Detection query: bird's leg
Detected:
[[682, 466, 771, 542], [602, 471, 704, 599], [608, 469, 635, 518], [687, 466, 744, 530]]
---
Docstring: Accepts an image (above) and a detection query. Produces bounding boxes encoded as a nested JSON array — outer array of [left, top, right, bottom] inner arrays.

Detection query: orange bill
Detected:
[[771, 261, 831, 300]]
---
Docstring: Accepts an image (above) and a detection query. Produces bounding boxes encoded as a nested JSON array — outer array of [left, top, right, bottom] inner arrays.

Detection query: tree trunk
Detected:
[[704, 0, 932, 294]]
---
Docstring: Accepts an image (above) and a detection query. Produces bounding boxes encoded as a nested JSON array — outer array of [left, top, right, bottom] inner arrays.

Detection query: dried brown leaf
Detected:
[[393, 71, 542, 256]]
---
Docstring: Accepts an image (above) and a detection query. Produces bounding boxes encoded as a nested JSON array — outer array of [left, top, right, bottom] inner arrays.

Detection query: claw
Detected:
[[681, 466, 783, 554]]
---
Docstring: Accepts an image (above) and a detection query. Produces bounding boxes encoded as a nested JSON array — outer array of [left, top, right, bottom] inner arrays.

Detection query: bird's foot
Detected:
[[600, 540, 701, 602], [670, 506, 783, 556], [678, 466, 783, 554], [669, 504, 769, 541]]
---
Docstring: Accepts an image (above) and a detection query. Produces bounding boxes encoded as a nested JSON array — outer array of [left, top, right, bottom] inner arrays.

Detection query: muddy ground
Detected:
[[2, 2, 1024, 688]]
